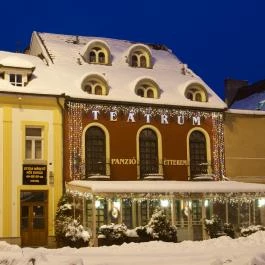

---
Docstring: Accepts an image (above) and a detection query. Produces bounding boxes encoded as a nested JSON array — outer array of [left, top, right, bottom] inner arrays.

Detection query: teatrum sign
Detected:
[[89, 110, 201, 125]]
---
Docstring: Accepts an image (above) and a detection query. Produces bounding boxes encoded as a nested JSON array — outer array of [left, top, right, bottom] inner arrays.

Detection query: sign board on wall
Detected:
[[23, 165, 47, 185]]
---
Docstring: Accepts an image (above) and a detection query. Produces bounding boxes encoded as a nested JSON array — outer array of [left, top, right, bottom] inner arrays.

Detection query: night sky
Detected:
[[1, 0, 265, 99]]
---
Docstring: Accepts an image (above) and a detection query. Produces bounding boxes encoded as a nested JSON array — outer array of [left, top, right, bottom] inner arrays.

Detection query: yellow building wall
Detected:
[[0, 95, 63, 242], [224, 112, 265, 183]]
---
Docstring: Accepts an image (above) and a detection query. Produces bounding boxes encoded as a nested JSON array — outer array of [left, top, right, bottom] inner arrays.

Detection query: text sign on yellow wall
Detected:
[[23, 165, 47, 185]]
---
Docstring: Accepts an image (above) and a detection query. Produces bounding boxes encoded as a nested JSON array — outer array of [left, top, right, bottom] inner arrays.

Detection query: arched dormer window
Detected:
[[127, 44, 152, 68], [135, 78, 160, 99], [81, 75, 108, 96], [185, 84, 208, 102], [82, 40, 111, 65]]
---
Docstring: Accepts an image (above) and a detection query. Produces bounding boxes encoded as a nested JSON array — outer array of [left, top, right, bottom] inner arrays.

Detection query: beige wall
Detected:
[[224, 111, 265, 183]]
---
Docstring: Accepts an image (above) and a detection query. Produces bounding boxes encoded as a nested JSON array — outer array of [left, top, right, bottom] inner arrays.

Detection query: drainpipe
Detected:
[[56, 94, 66, 193]]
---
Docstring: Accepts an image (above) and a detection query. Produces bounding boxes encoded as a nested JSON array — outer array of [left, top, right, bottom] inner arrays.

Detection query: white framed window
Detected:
[[10, 74, 23, 86], [25, 127, 43, 160]]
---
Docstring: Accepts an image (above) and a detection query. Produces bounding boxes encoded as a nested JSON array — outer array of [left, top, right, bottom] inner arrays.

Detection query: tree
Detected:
[[55, 194, 90, 248], [137, 207, 177, 242]]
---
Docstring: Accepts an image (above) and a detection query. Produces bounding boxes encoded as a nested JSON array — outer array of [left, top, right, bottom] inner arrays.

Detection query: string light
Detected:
[[67, 101, 225, 180]]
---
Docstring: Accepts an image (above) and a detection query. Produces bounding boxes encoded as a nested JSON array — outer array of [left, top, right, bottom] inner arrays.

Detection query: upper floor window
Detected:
[[139, 128, 159, 178], [189, 131, 207, 178], [82, 40, 111, 65], [85, 126, 106, 176], [82, 75, 108, 96], [185, 84, 208, 102], [135, 79, 160, 99], [0, 56, 35, 87], [10, 74, 22, 86], [128, 44, 152, 68], [25, 127, 43, 160]]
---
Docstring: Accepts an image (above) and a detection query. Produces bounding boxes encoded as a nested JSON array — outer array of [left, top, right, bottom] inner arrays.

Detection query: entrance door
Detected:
[[20, 191, 48, 247]]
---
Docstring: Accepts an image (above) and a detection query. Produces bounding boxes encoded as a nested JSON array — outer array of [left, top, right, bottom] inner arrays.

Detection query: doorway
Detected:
[[20, 191, 48, 247]]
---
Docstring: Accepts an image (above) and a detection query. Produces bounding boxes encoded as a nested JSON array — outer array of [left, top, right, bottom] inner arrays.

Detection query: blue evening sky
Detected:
[[0, 0, 264, 99]]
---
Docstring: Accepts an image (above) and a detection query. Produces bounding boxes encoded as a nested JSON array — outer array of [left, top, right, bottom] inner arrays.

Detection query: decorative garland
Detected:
[[66, 189, 264, 205], [67, 101, 225, 180]]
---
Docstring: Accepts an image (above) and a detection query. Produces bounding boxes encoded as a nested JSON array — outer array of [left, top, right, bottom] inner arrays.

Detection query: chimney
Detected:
[[224, 78, 248, 107]]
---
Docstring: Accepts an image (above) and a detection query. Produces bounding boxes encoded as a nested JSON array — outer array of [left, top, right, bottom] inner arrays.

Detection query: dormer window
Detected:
[[81, 40, 111, 65], [10, 74, 22, 86], [185, 84, 208, 102], [0, 56, 35, 87], [81, 74, 108, 96], [88, 47, 106, 64], [128, 44, 152, 68], [135, 79, 160, 99]]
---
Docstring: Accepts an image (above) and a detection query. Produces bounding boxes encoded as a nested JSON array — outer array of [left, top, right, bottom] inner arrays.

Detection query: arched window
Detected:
[[82, 75, 108, 96], [85, 126, 106, 176], [146, 89, 154, 98], [139, 129, 159, 178], [185, 85, 207, 102], [128, 45, 152, 68], [82, 40, 111, 65], [189, 131, 207, 177], [135, 79, 160, 99], [89, 51, 96, 63]]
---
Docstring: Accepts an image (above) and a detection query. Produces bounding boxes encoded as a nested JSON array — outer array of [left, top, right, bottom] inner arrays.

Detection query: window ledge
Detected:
[[143, 174, 164, 180], [86, 175, 110, 180]]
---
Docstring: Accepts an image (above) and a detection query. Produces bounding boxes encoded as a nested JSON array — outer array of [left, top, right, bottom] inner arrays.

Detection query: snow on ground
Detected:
[[1, 232, 265, 265]]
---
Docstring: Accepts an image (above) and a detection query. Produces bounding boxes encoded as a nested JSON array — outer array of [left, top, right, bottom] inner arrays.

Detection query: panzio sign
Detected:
[[23, 165, 47, 185]]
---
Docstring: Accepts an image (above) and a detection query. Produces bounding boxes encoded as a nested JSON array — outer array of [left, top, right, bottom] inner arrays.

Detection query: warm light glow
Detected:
[[160, 199, 169, 207], [113, 200, 121, 210], [95, 200, 101, 209], [258, 198, 265, 207], [204, 200, 209, 207]]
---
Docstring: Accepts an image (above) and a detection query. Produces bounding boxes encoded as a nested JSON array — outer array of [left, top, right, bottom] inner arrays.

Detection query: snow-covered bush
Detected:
[[240, 225, 265, 237], [99, 223, 128, 245], [204, 215, 227, 238], [55, 194, 90, 248], [137, 207, 178, 242]]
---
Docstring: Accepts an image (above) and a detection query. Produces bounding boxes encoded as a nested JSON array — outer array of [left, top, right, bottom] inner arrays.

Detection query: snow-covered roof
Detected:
[[0, 31, 226, 110], [231, 90, 265, 111], [0, 56, 35, 69], [67, 180, 265, 195]]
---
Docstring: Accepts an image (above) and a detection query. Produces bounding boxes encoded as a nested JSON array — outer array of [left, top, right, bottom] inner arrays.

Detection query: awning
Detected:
[[66, 180, 265, 198]]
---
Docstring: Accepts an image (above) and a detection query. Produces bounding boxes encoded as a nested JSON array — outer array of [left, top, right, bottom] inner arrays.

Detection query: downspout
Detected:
[[56, 94, 66, 193]]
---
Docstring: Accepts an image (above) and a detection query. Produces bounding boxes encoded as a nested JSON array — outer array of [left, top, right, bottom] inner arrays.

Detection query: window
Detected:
[[189, 131, 207, 177], [25, 128, 43, 160], [135, 79, 160, 99], [82, 75, 108, 96], [10, 74, 23, 86], [128, 45, 152, 68], [88, 47, 106, 64], [139, 128, 159, 178], [85, 126, 106, 176], [82, 40, 111, 65], [185, 85, 207, 102]]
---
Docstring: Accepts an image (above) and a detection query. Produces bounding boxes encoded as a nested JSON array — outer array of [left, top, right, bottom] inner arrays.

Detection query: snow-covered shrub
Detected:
[[204, 215, 227, 238], [99, 223, 128, 245], [223, 222, 235, 238], [55, 194, 90, 248], [240, 225, 265, 237], [137, 207, 177, 242]]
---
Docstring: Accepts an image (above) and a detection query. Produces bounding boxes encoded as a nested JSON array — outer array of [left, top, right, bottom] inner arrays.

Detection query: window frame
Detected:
[[185, 85, 208, 102], [82, 75, 108, 96], [25, 127, 44, 160]]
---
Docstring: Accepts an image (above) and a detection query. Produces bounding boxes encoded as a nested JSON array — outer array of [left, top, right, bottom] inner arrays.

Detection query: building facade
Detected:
[[0, 32, 264, 247], [224, 79, 265, 183], [0, 52, 63, 247]]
